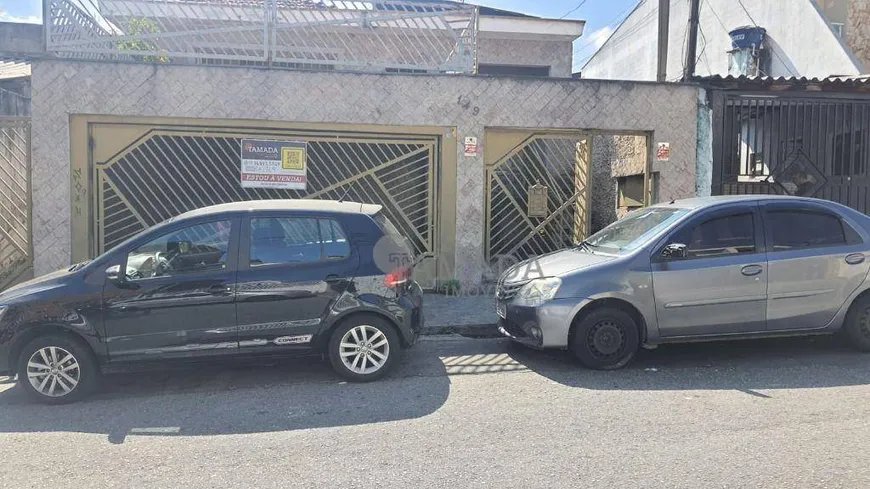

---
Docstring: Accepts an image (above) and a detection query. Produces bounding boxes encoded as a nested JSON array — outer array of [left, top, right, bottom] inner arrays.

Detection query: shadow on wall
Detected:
[[764, 37, 800, 78]]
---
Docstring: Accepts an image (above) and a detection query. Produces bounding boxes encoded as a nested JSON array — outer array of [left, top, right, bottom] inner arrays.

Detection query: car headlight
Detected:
[[514, 277, 562, 307]]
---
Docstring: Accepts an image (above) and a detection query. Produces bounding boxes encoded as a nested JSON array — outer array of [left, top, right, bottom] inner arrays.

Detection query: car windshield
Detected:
[[584, 207, 689, 252]]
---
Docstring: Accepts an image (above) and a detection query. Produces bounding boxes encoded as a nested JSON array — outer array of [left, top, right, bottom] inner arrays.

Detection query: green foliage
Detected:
[[117, 18, 169, 63], [437, 278, 461, 296]]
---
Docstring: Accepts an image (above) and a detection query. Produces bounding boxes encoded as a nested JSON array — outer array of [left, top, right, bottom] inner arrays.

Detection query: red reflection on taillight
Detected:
[[385, 267, 410, 288]]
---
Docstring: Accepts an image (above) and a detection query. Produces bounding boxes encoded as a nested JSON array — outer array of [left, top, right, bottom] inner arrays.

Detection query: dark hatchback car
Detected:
[[0, 200, 423, 403]]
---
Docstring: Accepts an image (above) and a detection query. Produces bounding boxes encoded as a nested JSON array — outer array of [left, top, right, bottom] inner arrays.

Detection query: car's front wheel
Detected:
[[16, 334, 98, 404], [570, 307, 639, 370], [328, 316, 400, 382]]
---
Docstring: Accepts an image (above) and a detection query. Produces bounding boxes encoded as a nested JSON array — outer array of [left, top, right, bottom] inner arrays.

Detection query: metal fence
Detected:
[[485, 132, 592, 263], [714, 93, 870, 213], [0, 117, 32, 291], [45, 0, 478, 73]]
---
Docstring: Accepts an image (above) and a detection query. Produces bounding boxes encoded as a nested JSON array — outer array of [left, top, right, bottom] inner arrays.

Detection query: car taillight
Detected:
[[385, 267, 410, 288]]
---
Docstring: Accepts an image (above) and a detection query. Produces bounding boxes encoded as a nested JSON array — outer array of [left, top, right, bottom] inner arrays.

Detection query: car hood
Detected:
[[0, 267, 74, 303], [502, 248, 616, 283]]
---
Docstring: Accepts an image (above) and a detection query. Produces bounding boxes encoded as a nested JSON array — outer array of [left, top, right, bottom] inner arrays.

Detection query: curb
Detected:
[[422, 322, 500, 337]]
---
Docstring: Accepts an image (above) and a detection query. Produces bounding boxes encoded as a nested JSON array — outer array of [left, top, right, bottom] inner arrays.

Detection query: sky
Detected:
[[0, 0, 641, 72]]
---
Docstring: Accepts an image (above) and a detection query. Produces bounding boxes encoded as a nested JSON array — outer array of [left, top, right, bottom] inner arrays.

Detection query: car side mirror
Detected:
[[105, 265, 124, 284], [661, 243, 688, 259]]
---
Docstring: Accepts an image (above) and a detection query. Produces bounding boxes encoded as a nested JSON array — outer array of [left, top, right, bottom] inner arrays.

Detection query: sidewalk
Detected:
[[422, 293, 499, 336]]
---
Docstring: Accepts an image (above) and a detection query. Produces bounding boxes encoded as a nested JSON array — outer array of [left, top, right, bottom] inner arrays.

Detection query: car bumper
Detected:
[[397, 281, 424, 347], [497, 298, 590, 349]]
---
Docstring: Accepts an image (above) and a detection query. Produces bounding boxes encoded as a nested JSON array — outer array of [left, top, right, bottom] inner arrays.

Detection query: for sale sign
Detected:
[[240, 139, 308, 190]]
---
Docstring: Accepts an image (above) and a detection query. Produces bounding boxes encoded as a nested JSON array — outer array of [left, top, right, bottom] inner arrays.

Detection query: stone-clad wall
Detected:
[[30, 60, 700, 284]]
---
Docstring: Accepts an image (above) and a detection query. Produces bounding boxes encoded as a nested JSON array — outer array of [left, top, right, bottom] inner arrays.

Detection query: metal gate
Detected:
[[0, 117, 32, 290], [76, 121, 448, 286], [714, 93, 870, 212], [484, 130, 592, 262]]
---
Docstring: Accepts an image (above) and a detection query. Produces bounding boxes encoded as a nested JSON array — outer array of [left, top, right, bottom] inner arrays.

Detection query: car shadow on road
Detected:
[[505, 335, 870, 392], [0, 351, 450, 443]]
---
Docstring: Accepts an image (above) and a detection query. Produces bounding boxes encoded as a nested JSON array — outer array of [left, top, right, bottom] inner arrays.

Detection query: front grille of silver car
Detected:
[[496, 280, 529, 301]]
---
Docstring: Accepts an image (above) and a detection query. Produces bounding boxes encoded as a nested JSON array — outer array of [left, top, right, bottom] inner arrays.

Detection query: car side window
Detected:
[[768, 210, 846, 251], [320, 219, 351, 260], [126, 220, 231, 280], [250, 217, 349, 266], [677, 213, 756, 259]]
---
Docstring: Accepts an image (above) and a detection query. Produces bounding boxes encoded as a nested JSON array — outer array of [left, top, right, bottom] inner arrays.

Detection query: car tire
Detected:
[[570, 307, 640, 370], [842, 295, 870, 352], [16, 334, 98, 404], [328, 315, 400, 382]]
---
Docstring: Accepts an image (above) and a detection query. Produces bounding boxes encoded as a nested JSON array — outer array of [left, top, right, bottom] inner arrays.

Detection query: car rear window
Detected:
[[373, 212, 404, 241]]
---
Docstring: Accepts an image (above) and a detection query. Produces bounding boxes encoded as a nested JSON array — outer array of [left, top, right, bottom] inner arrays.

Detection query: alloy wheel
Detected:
[[339, 325, 390, 375], [26, 346, 80, 397]]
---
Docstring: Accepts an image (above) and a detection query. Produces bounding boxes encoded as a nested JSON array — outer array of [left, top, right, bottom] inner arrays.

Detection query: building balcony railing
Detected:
[[44, 0, 478, 74]]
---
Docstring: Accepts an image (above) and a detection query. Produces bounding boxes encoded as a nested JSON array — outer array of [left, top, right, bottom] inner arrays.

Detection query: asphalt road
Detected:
[[2, 335, 870, 488]]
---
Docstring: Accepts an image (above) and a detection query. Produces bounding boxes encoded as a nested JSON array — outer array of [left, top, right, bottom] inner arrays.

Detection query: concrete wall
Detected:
[[590, 135, 648, 233], [583, 0, 862, 81], [30, 59, 700, 283], [0, 22, 42, 57], [816, 0, 849, 25], [477, 37, 575, 78], [0, 77, 30, 116], [847, 0, 870, 70]]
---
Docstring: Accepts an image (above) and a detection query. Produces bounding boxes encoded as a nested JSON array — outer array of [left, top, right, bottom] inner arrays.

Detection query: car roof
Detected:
[[652, 194, 845, 210], [173, 199, 383, 220]]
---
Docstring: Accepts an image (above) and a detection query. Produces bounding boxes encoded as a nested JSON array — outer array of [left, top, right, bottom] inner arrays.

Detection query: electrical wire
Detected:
[[697, 24, 712, 75], [575, 5, 662, 67], [560, 0, 589, 19], [571, 1, 639, 56]]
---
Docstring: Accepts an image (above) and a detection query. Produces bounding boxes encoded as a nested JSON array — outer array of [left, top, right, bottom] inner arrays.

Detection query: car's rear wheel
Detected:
[[842, 295, 870, 352], [570, 307, 639, 370], [328, 316, 400, 382], [16, 334, 98, 404]]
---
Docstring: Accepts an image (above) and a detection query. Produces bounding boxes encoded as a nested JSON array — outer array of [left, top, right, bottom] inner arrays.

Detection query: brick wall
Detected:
[[847, 0, 870, 69], [30, 60, 700, 284]]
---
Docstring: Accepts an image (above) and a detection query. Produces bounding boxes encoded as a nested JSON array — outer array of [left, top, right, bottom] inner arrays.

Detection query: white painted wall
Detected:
[[582, 0, 863, 80]]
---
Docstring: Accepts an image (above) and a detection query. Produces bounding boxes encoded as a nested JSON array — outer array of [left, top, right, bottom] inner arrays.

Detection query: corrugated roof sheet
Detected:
[[696, 74, 870, 92], [0, 58, 30, 80]]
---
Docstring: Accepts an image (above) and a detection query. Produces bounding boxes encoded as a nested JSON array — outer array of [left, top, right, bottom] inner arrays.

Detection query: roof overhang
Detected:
[[478, 16, 584, 41]]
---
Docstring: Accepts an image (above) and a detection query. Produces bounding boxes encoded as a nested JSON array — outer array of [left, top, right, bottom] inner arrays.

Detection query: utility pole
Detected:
[[656, 0, 670, 82], [683, 0, 701, 81]]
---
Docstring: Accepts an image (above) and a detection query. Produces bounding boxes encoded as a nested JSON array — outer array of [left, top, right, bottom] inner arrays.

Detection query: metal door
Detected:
[[75, 119, 451, 288], [652, 205, 768, 337], [0, 117, 32, 290], [485, 130, 592, 262]]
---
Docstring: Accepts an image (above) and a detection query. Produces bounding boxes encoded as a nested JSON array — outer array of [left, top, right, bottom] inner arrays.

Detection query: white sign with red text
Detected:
[[240, 139, 308, 190]]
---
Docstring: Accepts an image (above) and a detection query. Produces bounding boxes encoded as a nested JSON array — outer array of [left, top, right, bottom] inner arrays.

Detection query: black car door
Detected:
[[235, 212, 359, 355], [102, 218, 241, 363]]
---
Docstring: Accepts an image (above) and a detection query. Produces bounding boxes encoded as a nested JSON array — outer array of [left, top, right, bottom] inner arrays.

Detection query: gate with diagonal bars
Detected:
[[73, 119, 454, 287], [0, 117, 32, 290], [484, 130, 593, 263]]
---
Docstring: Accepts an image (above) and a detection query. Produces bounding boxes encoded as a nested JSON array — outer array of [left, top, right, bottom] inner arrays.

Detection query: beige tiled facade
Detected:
[[30, 60, 701, 284], [477, 38, 575, 78]]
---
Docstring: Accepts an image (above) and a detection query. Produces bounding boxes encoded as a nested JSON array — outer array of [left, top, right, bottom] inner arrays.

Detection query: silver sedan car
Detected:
[[496, 195, 870, 369]]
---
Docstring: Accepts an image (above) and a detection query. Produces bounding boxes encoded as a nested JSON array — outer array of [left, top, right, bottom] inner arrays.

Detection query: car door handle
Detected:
[[207, 285, 233, 295], [325, 274, 343, 284], [741, 264, 764, 277], [846, 253, 865, 265]]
